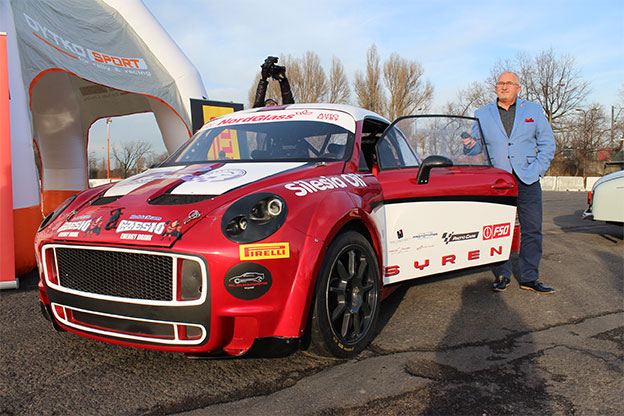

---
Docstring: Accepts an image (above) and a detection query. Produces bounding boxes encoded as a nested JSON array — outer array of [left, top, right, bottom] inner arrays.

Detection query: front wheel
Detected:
[[309, 231, 381, 358]]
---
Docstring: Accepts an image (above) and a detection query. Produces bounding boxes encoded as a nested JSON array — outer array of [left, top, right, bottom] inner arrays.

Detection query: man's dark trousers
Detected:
[[493, 173, 543, 283]]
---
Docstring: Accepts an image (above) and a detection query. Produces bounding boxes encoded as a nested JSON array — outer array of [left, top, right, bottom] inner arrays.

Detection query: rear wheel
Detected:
[[309, 231, 381, 358]]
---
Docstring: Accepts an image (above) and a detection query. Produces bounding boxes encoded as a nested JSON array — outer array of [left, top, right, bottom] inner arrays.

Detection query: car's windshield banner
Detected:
[[201, 109, 356, 133]]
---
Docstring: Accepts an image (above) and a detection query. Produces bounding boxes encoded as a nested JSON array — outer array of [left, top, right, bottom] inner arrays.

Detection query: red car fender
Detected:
[[272, 190, 383, 337]]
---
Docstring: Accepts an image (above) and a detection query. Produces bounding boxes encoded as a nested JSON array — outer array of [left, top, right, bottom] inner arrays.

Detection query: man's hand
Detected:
[[461, 132, 476, 149], [261, 63, 271, 80]]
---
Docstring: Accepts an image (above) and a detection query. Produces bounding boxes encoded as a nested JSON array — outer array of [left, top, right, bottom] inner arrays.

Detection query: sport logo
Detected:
[[240, 243, 290, 260], [482, 223, 511, 240]]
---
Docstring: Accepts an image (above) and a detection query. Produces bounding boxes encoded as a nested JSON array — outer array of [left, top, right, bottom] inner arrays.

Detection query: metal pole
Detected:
[[612, 105, 615, 144], [106, 117, 111, 180], [0, 33, 18, 289]]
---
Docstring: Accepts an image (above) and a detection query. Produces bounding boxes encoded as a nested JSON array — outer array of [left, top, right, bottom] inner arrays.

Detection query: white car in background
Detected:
[[584, 170, 624, 225]]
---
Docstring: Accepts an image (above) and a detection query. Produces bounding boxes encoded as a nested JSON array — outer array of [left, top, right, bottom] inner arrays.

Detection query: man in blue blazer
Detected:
[[463, 71, 556, 293]]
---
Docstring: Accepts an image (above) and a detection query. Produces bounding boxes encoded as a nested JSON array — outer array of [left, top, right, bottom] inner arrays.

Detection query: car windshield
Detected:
[[164, 109, 356, 165]]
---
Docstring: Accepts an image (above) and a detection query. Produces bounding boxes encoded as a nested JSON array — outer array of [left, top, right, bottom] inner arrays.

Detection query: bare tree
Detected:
[[148, 151, 170, 167], [382, 53, 434, 120], [328, 56, 350, 104], [88, 152, 99, 179], [292, 51, 328, 103], [353, 44, 385, 114], [560, 105, 610, 176], [612, 84, 624, 154], [112, 140, 153, 178], [491, 49, 590, 131], [354, 45, 434, 120], [443, 81, 494, 116]]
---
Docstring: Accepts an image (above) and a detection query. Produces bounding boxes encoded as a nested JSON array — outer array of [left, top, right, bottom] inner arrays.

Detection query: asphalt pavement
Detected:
[[1, 191, 622, 416]]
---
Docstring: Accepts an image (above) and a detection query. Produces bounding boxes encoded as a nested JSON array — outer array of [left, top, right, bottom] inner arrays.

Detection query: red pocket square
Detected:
[[525, 118, 534, 123]]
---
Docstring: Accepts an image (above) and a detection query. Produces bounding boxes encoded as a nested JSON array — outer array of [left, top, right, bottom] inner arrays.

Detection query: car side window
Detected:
[[377, 126, 420, 170], [359, 118, 389, 172]]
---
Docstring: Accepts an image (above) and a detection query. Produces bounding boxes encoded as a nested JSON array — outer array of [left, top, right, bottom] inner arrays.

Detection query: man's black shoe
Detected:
[[520, 280, 556, 294], [493, 276, 511, 292]]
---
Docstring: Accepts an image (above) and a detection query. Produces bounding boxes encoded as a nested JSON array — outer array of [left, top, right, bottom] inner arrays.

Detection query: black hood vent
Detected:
[[148, 194, 215, 205], [91, 195, 122, 206]]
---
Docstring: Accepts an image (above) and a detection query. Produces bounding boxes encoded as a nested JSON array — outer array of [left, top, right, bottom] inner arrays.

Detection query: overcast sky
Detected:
[[89, 0, 624, 158]]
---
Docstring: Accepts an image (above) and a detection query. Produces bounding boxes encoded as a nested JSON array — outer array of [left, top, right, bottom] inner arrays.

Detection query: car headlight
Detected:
[[221, 193, 287, 243], [38, 194, 77, 231]]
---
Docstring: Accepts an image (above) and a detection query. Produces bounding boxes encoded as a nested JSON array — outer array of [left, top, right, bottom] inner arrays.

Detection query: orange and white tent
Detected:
[[0, 0, 206, 287]]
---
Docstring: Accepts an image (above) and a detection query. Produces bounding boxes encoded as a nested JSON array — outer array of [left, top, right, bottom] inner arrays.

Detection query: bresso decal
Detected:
[[113, 215, 183, 242], [224, 263, 272, 300], [284, 174, 366, 197], [239, 243, 290, 260], [441, 231, 479, 245], [57, 219, 93, 238], [57, 215, 104, 238], [116, 220, 167, 234]]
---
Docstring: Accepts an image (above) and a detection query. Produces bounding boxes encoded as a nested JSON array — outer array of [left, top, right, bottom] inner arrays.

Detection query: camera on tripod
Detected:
[[262, 56, 286, 80]]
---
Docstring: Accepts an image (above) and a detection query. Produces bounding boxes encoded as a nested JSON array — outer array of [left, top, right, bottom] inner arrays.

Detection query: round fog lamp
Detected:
[[238, 217, 248, 231], [267, 198, 283, 217]]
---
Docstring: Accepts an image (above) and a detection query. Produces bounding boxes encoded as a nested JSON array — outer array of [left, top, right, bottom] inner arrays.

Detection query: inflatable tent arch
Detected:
[[1, 0, 208, 283]]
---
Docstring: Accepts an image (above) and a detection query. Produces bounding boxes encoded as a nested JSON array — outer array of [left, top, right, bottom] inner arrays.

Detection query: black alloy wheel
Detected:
[[309, 231, 381, 358]]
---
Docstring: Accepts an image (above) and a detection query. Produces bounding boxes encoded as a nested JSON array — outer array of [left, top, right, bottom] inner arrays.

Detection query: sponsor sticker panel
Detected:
[[382, 201, 516, 284]]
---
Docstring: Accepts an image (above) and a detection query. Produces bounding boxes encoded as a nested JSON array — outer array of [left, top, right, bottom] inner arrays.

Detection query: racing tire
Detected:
[[309, 231, 381, 358]]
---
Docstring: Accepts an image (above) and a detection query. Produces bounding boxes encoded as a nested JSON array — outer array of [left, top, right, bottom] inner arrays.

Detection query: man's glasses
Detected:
[[495, 81, 519, 88]]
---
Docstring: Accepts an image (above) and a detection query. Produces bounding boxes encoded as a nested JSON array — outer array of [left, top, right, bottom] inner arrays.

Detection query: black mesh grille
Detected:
[[55, 247, 173, 301]]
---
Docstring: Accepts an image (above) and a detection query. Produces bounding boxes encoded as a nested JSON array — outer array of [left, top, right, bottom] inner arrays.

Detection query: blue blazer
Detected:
[[471, 99, 555, 185]]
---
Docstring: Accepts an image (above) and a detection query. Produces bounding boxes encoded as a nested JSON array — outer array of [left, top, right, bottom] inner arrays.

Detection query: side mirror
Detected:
[[416, 155, 453, 184]]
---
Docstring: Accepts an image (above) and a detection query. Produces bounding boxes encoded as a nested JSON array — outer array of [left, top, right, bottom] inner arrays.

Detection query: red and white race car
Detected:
[[36, 104, 519, 358]]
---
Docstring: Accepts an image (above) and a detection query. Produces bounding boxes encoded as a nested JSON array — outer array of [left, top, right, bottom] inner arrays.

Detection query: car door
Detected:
[[371, 115, 518, 285]]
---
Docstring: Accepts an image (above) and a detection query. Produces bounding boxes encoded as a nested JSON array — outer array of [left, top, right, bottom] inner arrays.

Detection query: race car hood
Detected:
[[51, 162, 306, 248]]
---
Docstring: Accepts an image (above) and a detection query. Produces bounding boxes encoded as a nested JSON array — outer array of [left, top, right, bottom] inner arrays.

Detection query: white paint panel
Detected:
[[171, 162, 305, 195], [382, 201, 516, 285], [103, 162, 305, 197], [103, 166, 186, 197]]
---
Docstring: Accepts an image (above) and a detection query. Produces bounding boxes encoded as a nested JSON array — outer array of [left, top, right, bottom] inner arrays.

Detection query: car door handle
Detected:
[[491, 180, 515, 190]]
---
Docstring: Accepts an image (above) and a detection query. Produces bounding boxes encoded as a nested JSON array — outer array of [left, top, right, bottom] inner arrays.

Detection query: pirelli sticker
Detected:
[[240, 243, 290, 260]]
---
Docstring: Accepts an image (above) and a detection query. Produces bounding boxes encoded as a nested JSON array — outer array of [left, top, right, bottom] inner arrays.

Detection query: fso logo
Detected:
[[482, 223, 511, 240]]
